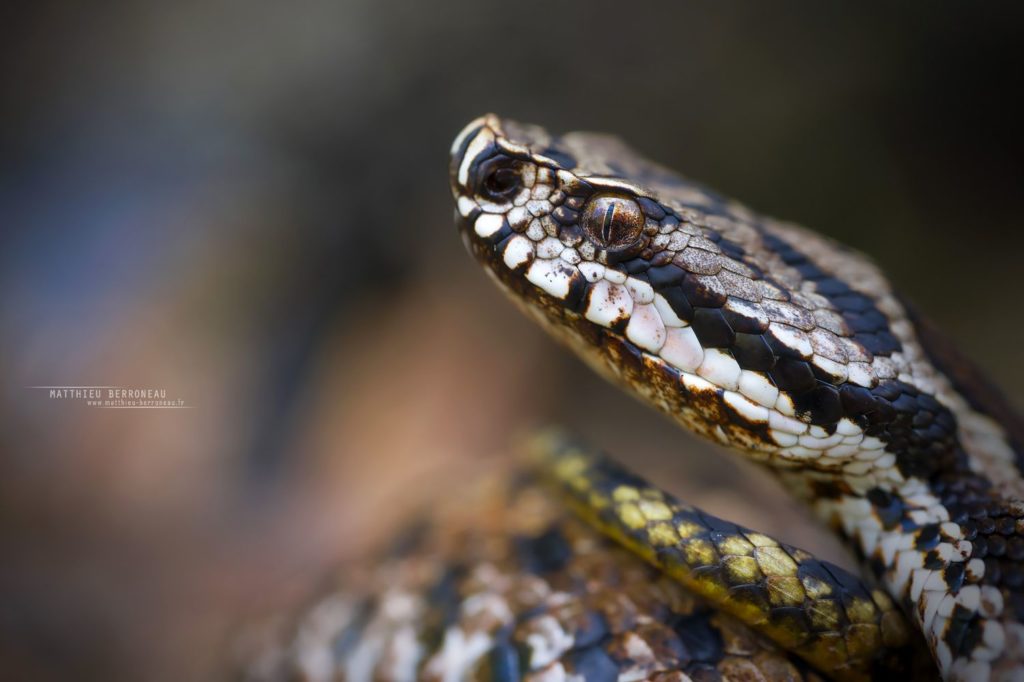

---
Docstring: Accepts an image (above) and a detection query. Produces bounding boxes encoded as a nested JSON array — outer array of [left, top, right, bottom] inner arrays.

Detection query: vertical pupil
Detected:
[[602, 204, 617, 243], [580, 194, 644, 250]]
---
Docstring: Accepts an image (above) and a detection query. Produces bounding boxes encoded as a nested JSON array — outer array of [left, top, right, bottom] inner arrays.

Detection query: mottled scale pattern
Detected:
[[527, 430, 922, 680], [236, 468, 837, 682], [449, 115, 1024, 680]]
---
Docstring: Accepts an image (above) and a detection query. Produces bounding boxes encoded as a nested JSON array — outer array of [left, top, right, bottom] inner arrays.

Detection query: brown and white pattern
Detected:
[[236, 472, 833, 682], [449, 114, 1024, 680]]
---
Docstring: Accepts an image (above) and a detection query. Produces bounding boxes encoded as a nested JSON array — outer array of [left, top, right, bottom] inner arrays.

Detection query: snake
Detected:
[[237, 115, 1024, 682]]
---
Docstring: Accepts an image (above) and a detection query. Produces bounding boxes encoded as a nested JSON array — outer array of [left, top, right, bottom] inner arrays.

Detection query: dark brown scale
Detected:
[[769, 357, 817, 395], [637, 197, 666, 220], [944, 562, 966, 590], [660, 287, 695, 322], [732, 333, 776, 371], [682, 273, 727, 308], [924, 551, 945, 570], [552, 205, 579, 225], [915, 524, 941, 550], [858, 331, 901, 356], [943, 606, 980, 659], [792, 382, 844, 424], [691, 308, 736, 348], [647, 263, 687, 288], [847, 310, 889, 334], [867, 488, 907, 530], [839, 385, 876, 416], [865, 400, 897, 425], [622, 257, 650, 275]]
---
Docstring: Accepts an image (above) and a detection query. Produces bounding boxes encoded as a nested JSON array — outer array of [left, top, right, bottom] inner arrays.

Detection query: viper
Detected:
[[240, 116, 1024, 682]]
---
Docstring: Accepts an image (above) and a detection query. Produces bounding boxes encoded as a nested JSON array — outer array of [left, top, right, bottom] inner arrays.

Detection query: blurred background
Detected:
[[2, 2, 1023, 679]]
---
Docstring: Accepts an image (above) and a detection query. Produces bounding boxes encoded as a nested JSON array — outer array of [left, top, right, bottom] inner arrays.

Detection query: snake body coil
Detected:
[[239, 116, 1024, 682]]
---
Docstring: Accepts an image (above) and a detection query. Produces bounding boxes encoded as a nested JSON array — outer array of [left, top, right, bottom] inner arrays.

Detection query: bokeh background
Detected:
[[2, 2, 1023, 680]]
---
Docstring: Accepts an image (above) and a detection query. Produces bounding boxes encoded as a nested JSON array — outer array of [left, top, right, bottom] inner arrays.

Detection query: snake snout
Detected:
[[448, 114, 503, 199]]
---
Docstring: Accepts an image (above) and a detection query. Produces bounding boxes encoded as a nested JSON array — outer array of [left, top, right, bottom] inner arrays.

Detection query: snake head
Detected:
[[449, 114, 961, 477], [449, 113, 784, 455], [450, 115, 672, 270], [449, 114, 711, 321]]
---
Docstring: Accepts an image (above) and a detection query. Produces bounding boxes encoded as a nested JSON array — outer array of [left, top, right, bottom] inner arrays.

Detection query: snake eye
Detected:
[[581, 195, 644, 250], [478, 160, 522, 201]]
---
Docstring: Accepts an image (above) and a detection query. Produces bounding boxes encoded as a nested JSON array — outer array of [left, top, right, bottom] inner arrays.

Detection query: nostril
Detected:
[[474, 156, 522, 202], [482, 166, 520, 199]]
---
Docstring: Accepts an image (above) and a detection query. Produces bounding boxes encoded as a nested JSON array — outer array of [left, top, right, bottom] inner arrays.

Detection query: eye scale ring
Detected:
[[581, 194, 644, 251]]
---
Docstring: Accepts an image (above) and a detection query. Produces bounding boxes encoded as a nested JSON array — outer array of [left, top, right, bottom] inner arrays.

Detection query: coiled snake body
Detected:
[[241, 116, 1024, 682]]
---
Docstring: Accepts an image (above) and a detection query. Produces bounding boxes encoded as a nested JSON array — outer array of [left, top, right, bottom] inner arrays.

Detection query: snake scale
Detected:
[[238, 116, 1024, 682]]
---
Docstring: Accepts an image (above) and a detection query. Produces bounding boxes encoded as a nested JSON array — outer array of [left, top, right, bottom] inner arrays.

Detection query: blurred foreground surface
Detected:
[[1, 2, 1023, 680]]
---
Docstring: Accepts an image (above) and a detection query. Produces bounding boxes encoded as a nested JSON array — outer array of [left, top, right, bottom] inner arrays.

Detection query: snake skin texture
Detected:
[[238, 460, 856, 682], [448, 115, 1024, 681], [527, 430, 919, 680]]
